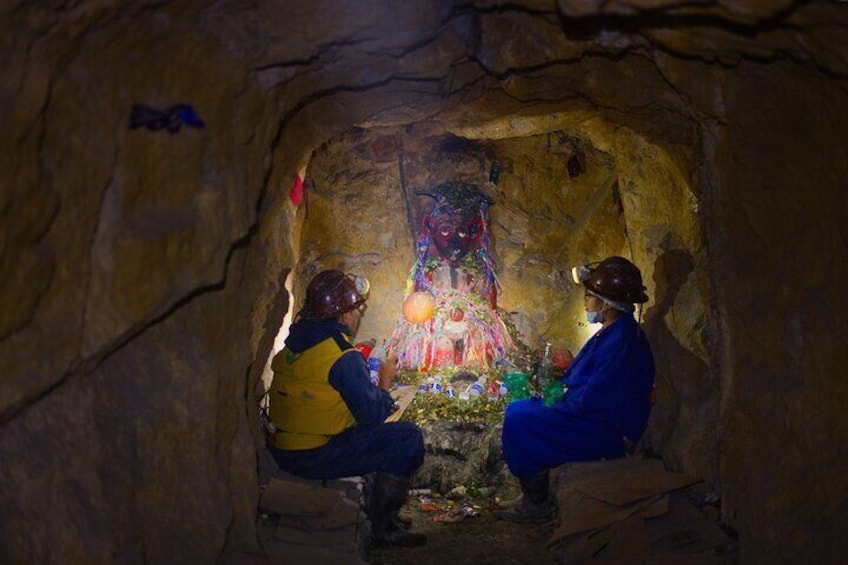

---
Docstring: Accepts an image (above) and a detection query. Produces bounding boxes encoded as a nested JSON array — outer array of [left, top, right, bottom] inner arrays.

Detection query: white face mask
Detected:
[[586, 310, 603, 324]]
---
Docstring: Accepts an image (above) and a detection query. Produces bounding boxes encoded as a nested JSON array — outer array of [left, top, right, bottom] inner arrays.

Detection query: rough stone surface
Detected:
[[414, 420, 509, 495], [2, 1, 847, 563], [709, 60, 848, 563], [294, 126, 635, 356]]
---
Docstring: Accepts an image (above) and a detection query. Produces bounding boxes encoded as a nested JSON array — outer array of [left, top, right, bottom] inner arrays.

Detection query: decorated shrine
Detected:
[[385, 181, 518, 371]]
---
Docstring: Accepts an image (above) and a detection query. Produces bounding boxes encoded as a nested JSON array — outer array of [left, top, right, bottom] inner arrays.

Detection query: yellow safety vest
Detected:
[[269, 335, 358, 450]]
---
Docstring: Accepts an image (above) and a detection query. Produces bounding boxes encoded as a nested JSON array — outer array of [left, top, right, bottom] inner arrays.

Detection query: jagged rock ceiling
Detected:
[[1, 1, 847, 563]]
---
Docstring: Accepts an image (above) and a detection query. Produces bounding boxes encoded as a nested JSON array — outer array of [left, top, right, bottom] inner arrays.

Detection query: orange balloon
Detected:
[[402, 292, 436, 324]]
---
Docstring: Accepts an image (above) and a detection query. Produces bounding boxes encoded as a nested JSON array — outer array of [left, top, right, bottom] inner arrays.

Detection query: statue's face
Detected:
[[429, 213, 483, 265]]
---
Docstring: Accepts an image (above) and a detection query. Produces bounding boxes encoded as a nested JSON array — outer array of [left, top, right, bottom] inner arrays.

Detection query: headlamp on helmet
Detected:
[[571, 264, 595, 284], [569, 256, 648, 304], [351, 274, 370, 297], [300, 270, 370, 320]]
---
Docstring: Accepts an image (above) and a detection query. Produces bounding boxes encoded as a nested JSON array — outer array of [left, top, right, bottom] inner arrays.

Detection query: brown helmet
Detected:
[[582, 256, 648, 304], [299, 270, 369, 320]]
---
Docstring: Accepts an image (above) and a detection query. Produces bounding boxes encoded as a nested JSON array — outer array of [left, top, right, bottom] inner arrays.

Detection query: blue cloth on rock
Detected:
[[502, 314, 654, 477]]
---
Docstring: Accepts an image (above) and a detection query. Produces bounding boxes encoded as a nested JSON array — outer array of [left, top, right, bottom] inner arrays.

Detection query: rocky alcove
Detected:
[[2, 2, 847, 563], [268, 120, 706, 497]]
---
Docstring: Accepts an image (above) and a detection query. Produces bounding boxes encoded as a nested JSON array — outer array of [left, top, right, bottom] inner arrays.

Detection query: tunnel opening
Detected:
[[259, 109, 713, 498], [2, 2, 845, 562]]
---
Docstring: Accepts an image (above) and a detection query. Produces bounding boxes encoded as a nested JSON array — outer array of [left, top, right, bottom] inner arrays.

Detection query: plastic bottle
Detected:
[[429, 375, 444, 395], [368, 340, 388, 387], [486, 382, 500, 401], [372, 340, 387, 359], [537, 342, 554, 388], [466, 376, 487, 398], [367, 356, 382, 387], [444, 383, 457, 399]]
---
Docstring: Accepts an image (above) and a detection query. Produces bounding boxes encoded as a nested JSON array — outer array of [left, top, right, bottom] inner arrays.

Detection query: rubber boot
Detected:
[[362, 474, 411, 530], [495, 470, 553, 524], [369, 473, 427, 548]]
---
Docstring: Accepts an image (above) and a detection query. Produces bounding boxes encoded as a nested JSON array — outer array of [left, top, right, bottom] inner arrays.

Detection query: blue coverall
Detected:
[[502, 314, 655, 477], [268, 319, 424, 478]]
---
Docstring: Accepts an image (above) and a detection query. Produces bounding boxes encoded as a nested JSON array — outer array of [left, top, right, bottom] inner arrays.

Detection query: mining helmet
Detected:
[[299, 269, 370, 320], [571, 256, 648, 304]]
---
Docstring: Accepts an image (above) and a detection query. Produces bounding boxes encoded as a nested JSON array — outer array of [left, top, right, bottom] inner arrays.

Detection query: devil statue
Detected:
[[387, 181, 514, 370]]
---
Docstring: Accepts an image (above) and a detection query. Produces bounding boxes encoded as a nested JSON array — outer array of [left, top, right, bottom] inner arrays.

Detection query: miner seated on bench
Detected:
[[266, 270, 427, 548], [497, 257, 656, 523]]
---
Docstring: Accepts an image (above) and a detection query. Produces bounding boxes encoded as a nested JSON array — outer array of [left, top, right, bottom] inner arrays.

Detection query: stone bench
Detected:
[[253, 454, 368, 563], [548, 457, 735, 562]]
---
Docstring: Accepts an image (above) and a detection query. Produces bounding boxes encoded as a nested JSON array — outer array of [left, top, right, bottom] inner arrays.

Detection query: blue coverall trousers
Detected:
[[269, 421, 424, 479]]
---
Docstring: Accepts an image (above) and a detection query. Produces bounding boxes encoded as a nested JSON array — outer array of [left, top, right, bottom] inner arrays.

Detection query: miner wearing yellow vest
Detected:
[[267, 269, 426, 548]]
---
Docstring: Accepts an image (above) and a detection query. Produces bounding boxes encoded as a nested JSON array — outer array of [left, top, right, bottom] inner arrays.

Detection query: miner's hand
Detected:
[[378, 354, 398, 391]]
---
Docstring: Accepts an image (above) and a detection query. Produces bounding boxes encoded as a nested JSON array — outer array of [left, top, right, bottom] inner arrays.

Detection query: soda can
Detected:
[[445, 384, 457, 399]]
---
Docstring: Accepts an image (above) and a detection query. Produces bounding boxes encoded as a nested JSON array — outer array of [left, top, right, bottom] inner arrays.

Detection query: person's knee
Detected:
[[504, 406, 531, 433], [410, 427, 424, 468], [407, 422, 424, 447], [389, 421, 423, 443], [387, 422, 424, 473], [401, 423, 425, 464]]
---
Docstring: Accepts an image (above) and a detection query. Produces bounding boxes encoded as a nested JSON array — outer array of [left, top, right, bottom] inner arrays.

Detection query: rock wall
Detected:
[[294, 126, 632, 354], [2, 1, 847, 563], [711, 61, 848, 562], [0, 4, 279, 561]]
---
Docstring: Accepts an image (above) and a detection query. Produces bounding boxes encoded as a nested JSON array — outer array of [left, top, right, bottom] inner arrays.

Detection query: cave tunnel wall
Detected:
[[1, 1, 847, 563], [709, 60, 848, 561], [292, 125, 635, 355], [287, 118, 711, 487]]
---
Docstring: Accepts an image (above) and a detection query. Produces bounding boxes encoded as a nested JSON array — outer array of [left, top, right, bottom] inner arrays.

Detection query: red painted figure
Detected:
[[387, 182, 514, 370]]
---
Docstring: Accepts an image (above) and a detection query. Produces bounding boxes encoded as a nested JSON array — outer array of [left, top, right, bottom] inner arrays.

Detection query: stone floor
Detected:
[[223, 453, 738, 564]]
